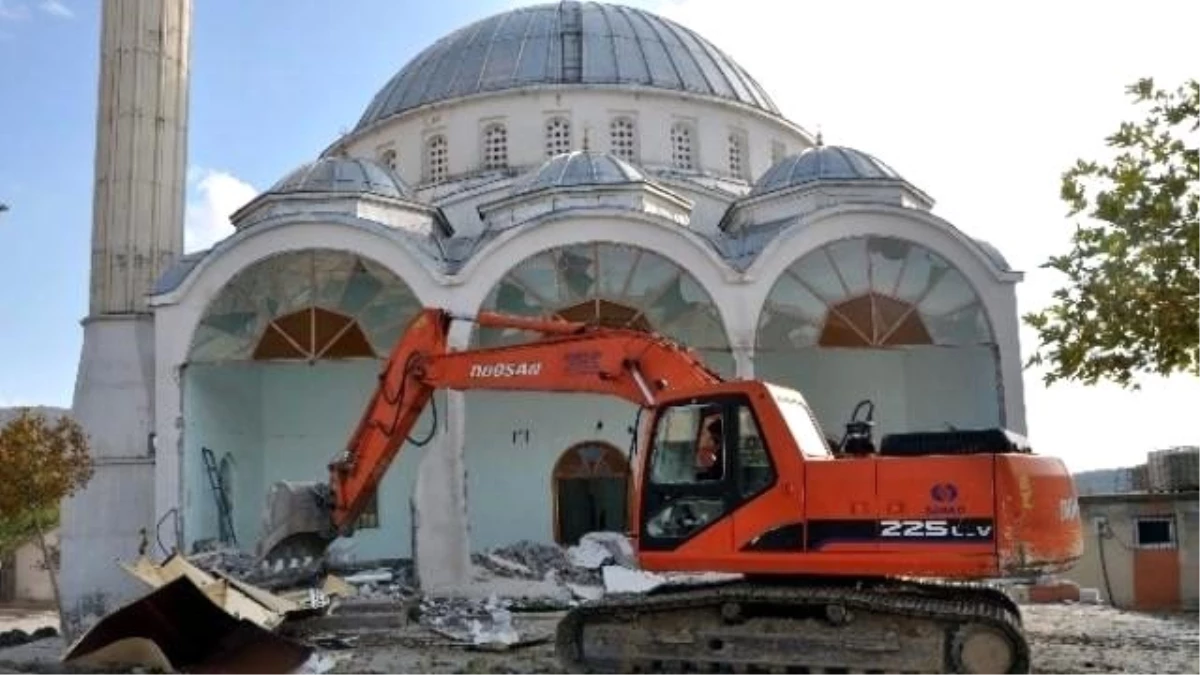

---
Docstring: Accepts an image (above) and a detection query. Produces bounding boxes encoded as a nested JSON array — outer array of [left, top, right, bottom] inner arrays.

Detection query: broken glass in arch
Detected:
[[757, 236, 995, 350], [188, 249, 421, 363], [475, 243, 730, 358]]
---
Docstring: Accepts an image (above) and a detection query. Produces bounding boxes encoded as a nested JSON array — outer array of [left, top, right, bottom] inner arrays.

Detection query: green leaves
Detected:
[[0, 408, 94, 523], [1024, 77, 1199, 389]]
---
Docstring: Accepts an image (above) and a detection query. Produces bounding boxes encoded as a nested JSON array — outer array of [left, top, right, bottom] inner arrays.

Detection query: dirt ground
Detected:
[[0, 602, 1195, 674]]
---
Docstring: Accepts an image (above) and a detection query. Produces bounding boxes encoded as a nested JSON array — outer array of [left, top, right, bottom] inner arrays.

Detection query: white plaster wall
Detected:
[[182, 364, 263, 549], [755, 347, 1001, 442], [60, 316, 157, 636], [342, 88, 812, 225], [463, 392, 638, 550], [13, 529, 57, 604], [179, 360, 431, 560], [260, 361, 431, 561]]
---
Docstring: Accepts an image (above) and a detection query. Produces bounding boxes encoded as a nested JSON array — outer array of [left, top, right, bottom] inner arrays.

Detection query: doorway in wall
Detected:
[[553, 442, 629, 546]]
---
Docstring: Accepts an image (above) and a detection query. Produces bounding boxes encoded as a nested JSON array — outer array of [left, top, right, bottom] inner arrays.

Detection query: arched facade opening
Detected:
[[552, 442, 629, 546], [463, 241, 733, 550], [472, 241, 733, 372], [181, 248, 426, 559], [755, 235, 1002, 442]]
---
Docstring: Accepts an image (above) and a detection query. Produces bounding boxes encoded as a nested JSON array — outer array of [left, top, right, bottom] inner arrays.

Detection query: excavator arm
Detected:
[[257, 307, 723, 563]]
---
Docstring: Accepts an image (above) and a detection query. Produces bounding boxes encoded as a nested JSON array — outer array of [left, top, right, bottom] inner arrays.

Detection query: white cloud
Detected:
[[0, 0, 30, 21], [643, 0, 1200, 471], [183, 168, 257, 253], [37, 0, 72, 18]]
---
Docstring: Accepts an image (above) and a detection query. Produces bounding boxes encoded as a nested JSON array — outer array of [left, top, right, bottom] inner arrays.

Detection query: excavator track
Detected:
[[555, 578, 1028, 674]]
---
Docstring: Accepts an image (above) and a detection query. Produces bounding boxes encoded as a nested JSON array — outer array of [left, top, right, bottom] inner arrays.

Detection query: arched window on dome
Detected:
[[609, 117, 637, 163], [728, 130, 748, 180], [482, 123, 508, 170], [545, 117, 572, 157], [424, 134, 448, 183], [670, 122, 695, 171], [378, 149, 397, 172]]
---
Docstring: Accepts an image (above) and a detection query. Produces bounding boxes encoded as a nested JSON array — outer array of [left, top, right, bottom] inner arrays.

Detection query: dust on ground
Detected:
[[0, 601, 1196, 673], [0, 535, 1195, 675]]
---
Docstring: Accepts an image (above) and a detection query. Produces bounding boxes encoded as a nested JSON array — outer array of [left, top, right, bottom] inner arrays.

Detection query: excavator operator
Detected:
[[695, 413, 724, 481]]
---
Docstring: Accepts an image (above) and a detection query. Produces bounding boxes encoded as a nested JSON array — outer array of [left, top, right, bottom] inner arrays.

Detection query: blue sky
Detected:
[[0, 0, 1196, 471]]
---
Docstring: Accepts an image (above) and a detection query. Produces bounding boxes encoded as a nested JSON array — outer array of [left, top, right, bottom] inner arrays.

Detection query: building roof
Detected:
[[511, 150, 646, 194], [269, 156, 413, 199], [355, 1, 779, 130], [750, 145, 902, 196]]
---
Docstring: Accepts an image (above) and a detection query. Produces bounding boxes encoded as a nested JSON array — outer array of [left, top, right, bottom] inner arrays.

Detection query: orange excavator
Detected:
[[258, 307, 1084, 673]]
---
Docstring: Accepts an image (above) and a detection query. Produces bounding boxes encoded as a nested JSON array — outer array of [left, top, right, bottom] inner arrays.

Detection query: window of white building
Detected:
[[546, 116, 572, 157], [728, 130, 748, 179], [1135, 516, 1176, 549], [483, 123, 508, 170], [425, 134, 448, 183], [378, 149, 397, 172], [670, 122, 695, 171], [610, 117, 637, 162]]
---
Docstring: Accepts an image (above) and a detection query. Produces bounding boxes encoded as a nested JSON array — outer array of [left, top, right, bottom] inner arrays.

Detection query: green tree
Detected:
[[1025, 77, 1199, 388], [0, 409, 93, 614]]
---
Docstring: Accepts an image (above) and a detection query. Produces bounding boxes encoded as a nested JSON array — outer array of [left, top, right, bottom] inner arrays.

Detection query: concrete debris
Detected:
[[0, 627, 57, 649], [419, 595, 521, 648], [342, 568, 395, 586], [188, 546, 323, 591], [472, 539, 604, 587], [567, 531, 636, 569]]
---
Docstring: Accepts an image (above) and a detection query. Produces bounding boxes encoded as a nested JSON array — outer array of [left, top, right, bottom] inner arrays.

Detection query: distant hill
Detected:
[[0, 406, 72, 427]]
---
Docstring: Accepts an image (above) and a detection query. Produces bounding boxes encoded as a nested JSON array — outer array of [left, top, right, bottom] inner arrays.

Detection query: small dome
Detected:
[[751, 145, 901, 196], [269, 156, 413, 199], [512, 150, 646, 195]]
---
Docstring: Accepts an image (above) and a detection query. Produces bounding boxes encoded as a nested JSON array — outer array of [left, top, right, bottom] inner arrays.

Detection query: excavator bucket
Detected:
[[256, 481, 336, 566]]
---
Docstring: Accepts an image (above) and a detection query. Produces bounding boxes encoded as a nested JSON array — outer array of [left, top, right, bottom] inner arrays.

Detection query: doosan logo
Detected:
[[469, 362, 543, 378]]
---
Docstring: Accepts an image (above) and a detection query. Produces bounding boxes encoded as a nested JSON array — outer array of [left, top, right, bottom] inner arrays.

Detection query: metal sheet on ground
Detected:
[[63, 576, 313, 673]]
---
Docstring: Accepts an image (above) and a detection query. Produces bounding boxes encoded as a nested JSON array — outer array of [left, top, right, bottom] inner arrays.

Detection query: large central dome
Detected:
[[355, 1, 779, 131]]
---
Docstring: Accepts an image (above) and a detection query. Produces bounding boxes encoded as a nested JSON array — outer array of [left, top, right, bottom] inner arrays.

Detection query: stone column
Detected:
[[411, 318, 473, 591]]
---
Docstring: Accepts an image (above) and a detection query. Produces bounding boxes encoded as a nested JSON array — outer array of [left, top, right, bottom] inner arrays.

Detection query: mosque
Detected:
[[61, 0, 1026, 621]]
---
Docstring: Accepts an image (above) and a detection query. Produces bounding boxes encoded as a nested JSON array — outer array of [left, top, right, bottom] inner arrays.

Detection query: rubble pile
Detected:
[[472, 539, 603, 588], [418, 594, 521, 647], [188, 546, 324, 590]]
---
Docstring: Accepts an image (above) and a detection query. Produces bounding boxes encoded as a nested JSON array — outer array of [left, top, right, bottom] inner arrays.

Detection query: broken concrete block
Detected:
[[602, 566, 665, 594]]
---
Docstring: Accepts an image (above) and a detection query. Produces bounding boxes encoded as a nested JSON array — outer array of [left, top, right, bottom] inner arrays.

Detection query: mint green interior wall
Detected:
[[182, 364, 263, 551], [182, 359, 430, 560], [754, 346, 1001, 442], [463, 391, 639, 551], [259, 360, 430, 561]]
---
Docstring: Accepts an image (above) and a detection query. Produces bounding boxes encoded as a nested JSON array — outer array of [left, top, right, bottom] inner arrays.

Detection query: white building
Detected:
[[63, 0, 1027, 626]]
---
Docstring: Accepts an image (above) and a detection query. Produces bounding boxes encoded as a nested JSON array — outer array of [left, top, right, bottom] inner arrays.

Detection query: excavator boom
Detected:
[[257, 308, 722, 562]]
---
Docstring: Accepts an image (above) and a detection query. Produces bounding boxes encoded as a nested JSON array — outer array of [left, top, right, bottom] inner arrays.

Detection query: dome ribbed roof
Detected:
[[751, 145, 901, 196], [512, 150, 646, 195], [355, 1, 778, 130], [270, 156, 413, 199]]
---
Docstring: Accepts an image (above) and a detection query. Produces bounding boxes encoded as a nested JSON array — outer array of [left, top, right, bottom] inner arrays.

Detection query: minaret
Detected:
[[58, 0, 191, 636]]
